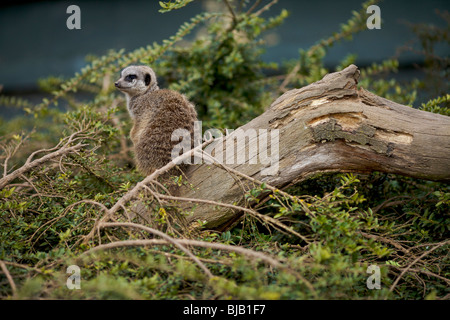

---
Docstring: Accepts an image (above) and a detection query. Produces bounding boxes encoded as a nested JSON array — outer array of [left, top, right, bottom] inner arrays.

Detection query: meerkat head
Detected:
[[115, 65, 158, 97]]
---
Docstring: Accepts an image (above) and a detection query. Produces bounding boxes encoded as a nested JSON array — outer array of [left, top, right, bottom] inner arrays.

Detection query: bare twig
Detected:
[[83, 139, 214, 243], [80, 237, 316, 294], [0, 260, 17, 296], [360, 232, 411, 256], [223, 0, 237, 21], [82, 238, 279, 267], [387, 265, 450, 286], [196, 149, 314, 216], [30, 199, 109, 248], [0, 143, 85, 190], [372, 196, 411, 214], [0, 130, 89, 190], [96, 222, 213, 279], [0, 260, 42, 273], [1, 132, 30, 178], [246, 0, 262, 14], [254, 0, 278, 16], [159, 193, 310, 243], [24, 130, 85, 165], [279, 64, 300, 93], [20, 174, 44, 208], [389, 240, 450, 293]]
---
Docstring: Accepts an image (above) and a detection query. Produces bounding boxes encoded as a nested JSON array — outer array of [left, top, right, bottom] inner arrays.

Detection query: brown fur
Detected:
[[130, 89, 197, 175], [115, 65, 197, 176]]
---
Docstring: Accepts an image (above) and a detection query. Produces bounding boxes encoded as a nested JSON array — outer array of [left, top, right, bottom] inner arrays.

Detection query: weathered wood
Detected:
[[175, 64, 450, 230]]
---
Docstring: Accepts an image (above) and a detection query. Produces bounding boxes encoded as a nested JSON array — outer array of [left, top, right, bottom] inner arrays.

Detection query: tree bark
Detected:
[[175, 64, 450, 230]]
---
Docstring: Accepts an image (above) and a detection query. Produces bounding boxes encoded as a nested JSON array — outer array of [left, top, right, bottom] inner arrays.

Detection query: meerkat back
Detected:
[[115, 65, 197, 176]]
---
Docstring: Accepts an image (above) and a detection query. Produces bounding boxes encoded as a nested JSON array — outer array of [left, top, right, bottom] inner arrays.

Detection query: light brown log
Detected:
[[175, 64, 450, 230]]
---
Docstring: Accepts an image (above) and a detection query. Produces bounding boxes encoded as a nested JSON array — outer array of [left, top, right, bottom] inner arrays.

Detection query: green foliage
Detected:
[[0, 0, 449, 300], [157, 4, 289, 127], [419, 94, 450, 116], [292, 0, 379, 86], [159, 0, 195, 13]]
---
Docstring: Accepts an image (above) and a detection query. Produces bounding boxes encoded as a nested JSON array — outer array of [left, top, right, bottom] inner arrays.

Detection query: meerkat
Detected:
[[115, 65, 197, 176]]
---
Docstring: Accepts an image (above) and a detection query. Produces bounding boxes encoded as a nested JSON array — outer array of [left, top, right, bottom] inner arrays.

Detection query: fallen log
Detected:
[[174, 64, 450, 230]]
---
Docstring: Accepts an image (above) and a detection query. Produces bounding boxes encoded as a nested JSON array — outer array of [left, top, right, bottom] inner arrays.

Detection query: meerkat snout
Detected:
[[115, 65, 158, 97]]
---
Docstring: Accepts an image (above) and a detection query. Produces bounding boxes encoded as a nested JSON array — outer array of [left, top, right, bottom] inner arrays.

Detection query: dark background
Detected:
[[0, 0, 448, 92]]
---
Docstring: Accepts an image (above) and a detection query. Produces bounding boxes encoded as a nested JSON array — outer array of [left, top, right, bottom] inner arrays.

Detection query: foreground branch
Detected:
[[82, 139, 213, 243], [80, 236, 315, 293], [98, 222, 213, 278]]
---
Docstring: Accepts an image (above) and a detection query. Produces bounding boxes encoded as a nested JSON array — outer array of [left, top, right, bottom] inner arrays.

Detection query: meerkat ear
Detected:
[[144, 73, 151, 86]]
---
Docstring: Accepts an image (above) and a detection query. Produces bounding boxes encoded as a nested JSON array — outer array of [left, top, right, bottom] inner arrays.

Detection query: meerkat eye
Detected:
[[125, 75, 137, 82]]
